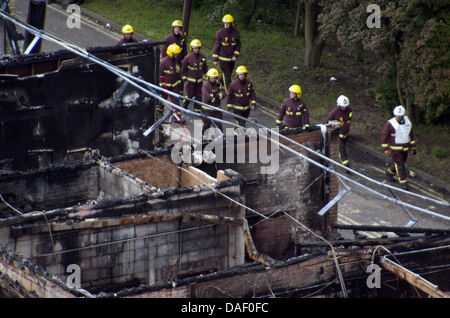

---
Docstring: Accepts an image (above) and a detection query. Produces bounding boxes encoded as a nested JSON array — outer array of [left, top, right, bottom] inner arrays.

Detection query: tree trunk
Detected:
[[393, 54, 405, 107], [182, 0, 192, 39], [294, 0, 302, 36], [304, 1, 324, 67], [242, 0, 258, 28]]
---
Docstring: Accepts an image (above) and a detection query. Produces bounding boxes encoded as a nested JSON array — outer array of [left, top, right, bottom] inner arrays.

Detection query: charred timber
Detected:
[[296, 234, 443, 248], [334, 224, 449, 234]]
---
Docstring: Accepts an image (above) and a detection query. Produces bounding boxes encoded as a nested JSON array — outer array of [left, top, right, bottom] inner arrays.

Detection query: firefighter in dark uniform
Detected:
[[212, 14, 241, 89], [276, 85, 310, 131], [161, 20, 187, 64], [201, 68, 226, 134], [226, 66, 256, 132], [381, 105, 416, 190], [327, 95, 352, 168], [117, 25, 138, 45], [181, 39, 208, 114], [158, 44, 182, 116]]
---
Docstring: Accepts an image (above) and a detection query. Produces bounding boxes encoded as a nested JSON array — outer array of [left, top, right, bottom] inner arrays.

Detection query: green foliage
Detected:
[[252, 0, 298, 30], [320, 0, 450, 124], [400, 15, 450, 123], [365, 69, 398, 117], [432, 146, 448, 159]]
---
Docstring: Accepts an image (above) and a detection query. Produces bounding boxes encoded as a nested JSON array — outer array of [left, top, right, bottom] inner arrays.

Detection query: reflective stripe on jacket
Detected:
[[212, 27, 241, 62], [381, 116, 415, 151], [226, 78, 256, 111], [181, 52, 208, 84], [276, 98, 310, 128]]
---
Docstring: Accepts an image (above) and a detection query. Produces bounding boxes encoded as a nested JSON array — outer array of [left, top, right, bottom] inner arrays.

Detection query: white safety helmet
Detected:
[[336, 95, 349, 107], [393, 105, 406, 116]]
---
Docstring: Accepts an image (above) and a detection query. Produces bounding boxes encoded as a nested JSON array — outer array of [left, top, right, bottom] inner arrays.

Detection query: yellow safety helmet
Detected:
[[172, 20, 183, 28], [236, 65, 248, 75], [122, 24, 134, 34], [289, 85, 301, 98], [167, 43, 181, 57], [207, 68, 219, 79], [222, 14, 235, 26], [190, 39, 202, 50]]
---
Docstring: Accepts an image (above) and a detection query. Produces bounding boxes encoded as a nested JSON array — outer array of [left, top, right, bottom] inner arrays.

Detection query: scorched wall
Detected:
[[0, 156, 245, 294]]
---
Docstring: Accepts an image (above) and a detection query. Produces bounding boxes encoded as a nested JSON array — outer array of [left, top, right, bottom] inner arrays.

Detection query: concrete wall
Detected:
[[0, 158, 245, 294], [25, 189, 243, 292], [0, 246, 76, 298], [0, 162, 99, 213]]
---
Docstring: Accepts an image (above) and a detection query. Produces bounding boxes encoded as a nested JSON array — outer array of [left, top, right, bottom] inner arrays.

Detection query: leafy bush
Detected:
[[432, 146, 448, 159], [365, 68, 398, 116]]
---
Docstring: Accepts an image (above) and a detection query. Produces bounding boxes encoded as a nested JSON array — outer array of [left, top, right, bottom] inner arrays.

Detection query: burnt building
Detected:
[[0, 42, 158, 171], [0, 12, 448, 297], [0, 124, 339, 296], [1, 127, 448, 298]]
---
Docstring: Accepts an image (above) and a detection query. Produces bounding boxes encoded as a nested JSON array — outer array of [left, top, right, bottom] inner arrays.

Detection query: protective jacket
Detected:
[[159, 56, 182, 95], [202, 80, 226, 109], [381, 115, 416, 185], [276, 98, 310, 129], [181, 52, 208, 84], [226, 78, 256, 111], [212, 27, 241, 63], [161, 33, 187, 62], [381, 116, 416, 152], [117, 37, 137, 45], [201, 80, 226, 133], [327, 106, 352, 139]]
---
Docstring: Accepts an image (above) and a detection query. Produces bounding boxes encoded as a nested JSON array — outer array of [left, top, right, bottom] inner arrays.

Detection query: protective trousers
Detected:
[[202, 110, 223, 134], [220, 61, 235, 87], [387, 150, 409, 184], [183, 82, 203, 113], [339, 137, 349, 166]]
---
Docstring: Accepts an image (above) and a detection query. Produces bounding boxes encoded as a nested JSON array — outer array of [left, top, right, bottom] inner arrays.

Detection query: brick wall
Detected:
[[216, 130, 337, 254], [114, 155, 181, 189], [120, 248, 373, 298], [325, 128, 341, 228]]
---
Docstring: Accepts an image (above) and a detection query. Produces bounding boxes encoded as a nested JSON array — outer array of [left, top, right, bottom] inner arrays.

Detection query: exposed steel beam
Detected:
[[380, 256, 449, 298]]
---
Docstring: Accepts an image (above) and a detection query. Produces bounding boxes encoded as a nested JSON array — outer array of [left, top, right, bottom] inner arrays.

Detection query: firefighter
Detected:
[[212, 14, 241, 89], [201, 68, 226, 134], [161, 20, 187, 64], [181, 39, 208, 114], [381, 105, 416, 191], [326, 95, 352, 169], [117, 25, 138, 45], [276, 85, 310, 131], [158, 44, 182, 116], [226, 66, 256, 132]]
